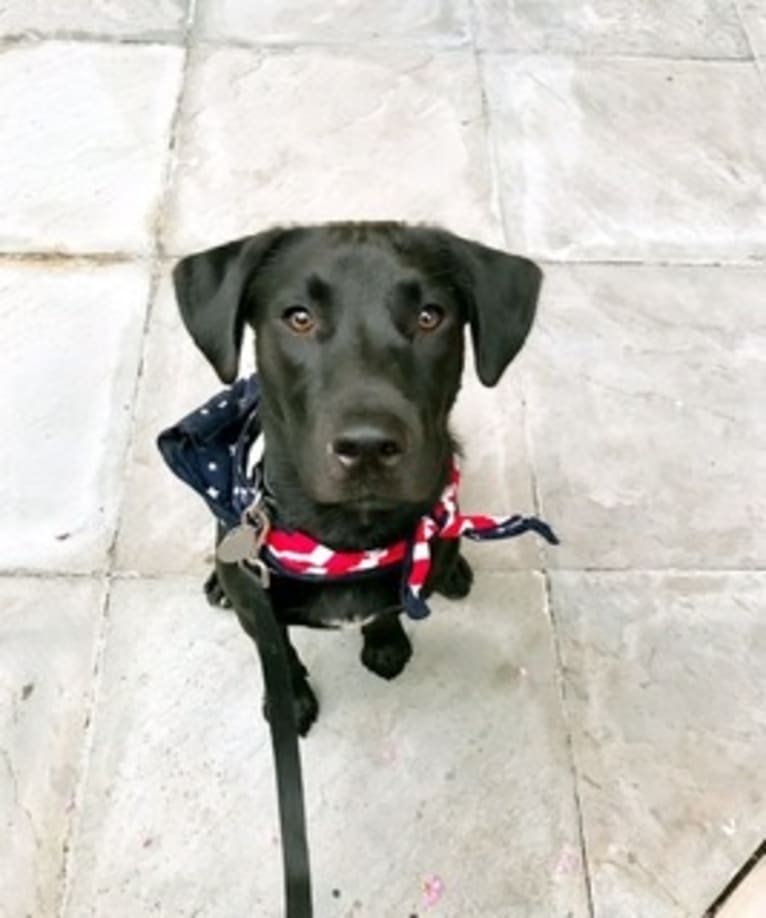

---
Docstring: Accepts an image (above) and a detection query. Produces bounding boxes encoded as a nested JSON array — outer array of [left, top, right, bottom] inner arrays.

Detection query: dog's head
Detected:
[[173, 223, 541, 511]]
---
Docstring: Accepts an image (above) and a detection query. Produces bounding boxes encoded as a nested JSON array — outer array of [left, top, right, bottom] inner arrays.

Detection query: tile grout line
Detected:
[[0, 251, 150, 264], [1, 252, 765, 269], [3, 566, 766, 581], [103, 0, 197, 568], [56, 583, 112, 917], [476, 48, 756, 63], [732, 0, 766, 88], [536, 256, 766, 269], [464, 0, 479, 55], [468, 0, 507, 248], [55, 2, 198, 913], [0, 32, 474, 52], [541, 570, 596, 916], [473, 42, 517, 251], [188, 35, 474, 53], [0, 31, 184, 47], [0, 31, 758, 63], [515, 261, 596, 911], [732, 0, 756, 59], [517, 362, 596, 915]]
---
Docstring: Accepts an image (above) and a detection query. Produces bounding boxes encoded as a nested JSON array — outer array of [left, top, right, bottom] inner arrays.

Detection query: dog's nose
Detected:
[[330, 424, 405, 471]]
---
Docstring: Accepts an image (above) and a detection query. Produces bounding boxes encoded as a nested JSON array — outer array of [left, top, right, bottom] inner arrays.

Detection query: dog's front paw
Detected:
[[436, 553, 474, 600], [203, 570, 232, 609], [361, 626, 412, 680], [262, 679, 319, 737]]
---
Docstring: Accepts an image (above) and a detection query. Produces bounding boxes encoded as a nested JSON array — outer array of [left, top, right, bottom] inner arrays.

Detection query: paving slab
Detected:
[[163, 46, 502, 255], [0, 0, 187, 40], [0, 260, 151, 573], [195, 0, 470, 46], [0, 42, 183, 254], [551, 571, 766, 917], [520, 263, 766, 569], [0, 576, 104, 918], [482, 55, 766, 261], [473, 0, 749, 57]]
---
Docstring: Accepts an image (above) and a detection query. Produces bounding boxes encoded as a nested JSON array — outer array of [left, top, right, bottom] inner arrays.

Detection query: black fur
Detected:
[[173, 222, 542, 735]]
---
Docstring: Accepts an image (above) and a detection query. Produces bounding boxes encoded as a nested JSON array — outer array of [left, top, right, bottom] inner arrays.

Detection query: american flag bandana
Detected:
[[158, 374, 558, 620]]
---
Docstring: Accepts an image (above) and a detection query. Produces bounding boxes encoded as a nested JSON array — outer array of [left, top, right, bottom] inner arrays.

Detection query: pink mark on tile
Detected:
[[380, 741, 398, 764], [422, 874, 444, 908], [553, 844, 580, 879]]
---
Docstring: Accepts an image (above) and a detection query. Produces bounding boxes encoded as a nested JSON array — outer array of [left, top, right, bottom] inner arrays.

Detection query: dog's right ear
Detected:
[[172, 229, 287, 383]]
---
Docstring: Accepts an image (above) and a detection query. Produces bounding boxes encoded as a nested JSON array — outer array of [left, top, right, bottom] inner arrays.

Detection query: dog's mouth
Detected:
[[339, 496, 399, 511], [312, 479, 436, 511], [315, 477, 442, 519], [330, 494, 433, 530], [317, 485, 417, 511]]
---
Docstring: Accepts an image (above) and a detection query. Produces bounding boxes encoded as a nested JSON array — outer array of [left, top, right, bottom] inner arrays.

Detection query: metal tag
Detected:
[[216, 505, 271, 564], [216, 525, 258, 563]]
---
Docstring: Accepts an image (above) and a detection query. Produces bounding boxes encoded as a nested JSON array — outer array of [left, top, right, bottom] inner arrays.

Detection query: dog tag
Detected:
[[216, 507, 271, 564], [216, 525, 258, 563]]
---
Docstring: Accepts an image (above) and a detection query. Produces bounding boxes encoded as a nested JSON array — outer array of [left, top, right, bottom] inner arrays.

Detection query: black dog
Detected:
[[172, 222, 542, 735]]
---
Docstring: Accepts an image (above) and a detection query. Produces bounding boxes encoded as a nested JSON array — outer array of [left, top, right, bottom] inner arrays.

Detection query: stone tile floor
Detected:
[[1, 1, 765, 916]]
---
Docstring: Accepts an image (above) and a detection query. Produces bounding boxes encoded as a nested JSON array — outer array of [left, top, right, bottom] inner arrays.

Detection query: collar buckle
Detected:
[[242, 557, 271, 590]]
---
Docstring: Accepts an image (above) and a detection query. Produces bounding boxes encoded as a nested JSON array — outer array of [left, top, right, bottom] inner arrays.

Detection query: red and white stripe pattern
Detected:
[[261, 458, 558, 619]]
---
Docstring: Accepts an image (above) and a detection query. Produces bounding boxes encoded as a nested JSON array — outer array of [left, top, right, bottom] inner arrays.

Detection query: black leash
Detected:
[[227, 559, 313, 918]]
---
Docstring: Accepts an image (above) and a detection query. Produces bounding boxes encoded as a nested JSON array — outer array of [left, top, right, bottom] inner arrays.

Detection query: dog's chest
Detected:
[[271, 572, 401, 630]]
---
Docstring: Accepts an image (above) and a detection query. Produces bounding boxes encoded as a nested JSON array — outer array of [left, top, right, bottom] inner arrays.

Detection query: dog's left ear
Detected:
[[447, 235, 543, 387]]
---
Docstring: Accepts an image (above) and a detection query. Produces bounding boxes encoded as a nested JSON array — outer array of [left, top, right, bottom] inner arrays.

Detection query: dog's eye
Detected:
[[417, 304, 444, 332], [283, 306, 316, 334]]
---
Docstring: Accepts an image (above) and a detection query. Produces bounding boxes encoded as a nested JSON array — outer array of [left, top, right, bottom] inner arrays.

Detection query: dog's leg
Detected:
[[427, 539, 474, 600], [202, 569, 232, 609], [215, 561, 320, 736], [260, 623, 319, 737], [435, 553, 474, 599], [361, 610, 413, 680]]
